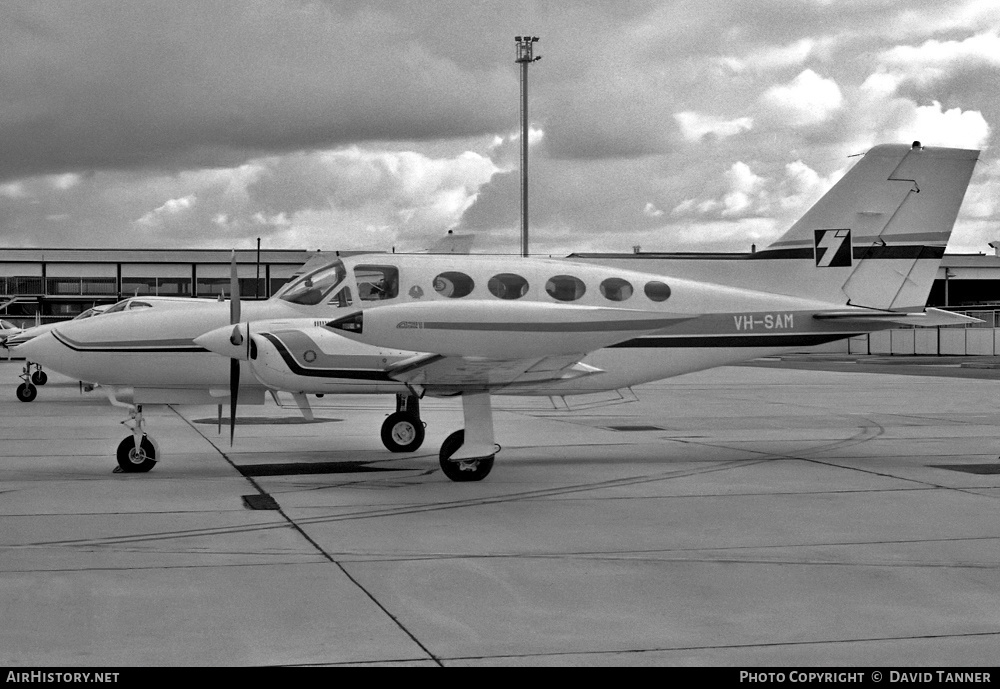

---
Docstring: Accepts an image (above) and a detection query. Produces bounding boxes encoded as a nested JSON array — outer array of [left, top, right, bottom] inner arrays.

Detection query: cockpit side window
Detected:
[[328, 286, 353, 308], [279, 260, 347, 306], [128, 301, 152, 310], [355, 265, 399, 301]]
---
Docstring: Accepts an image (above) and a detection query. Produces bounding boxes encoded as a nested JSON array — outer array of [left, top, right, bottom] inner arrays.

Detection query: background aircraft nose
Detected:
[[14, 331, 56, 363]]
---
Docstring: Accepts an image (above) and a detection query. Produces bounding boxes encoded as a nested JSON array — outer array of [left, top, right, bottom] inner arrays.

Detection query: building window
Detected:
[[196, 278, 263, 299], [488, 273, 529, 300], [269, 277, 290, 297], [45, 277, 115, 296], [644, 280, 671, 302], [121, 278, 157, 296], [157, 277, 192, 295], [433, 271, 475, 298]]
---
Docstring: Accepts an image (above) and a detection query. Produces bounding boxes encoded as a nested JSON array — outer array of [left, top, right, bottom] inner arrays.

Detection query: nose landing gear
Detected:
[[115, 404, 159, 473], [15, 382, 37, 402], [15, 362, 44, 402]]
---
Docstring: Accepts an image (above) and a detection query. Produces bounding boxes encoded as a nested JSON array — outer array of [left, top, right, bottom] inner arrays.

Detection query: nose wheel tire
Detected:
[[116, 436, 158, 473], [438, 430, 495, 482], [31, 370, 47, 386], [381, 412, 425, 452], [16, 383, 37, 403]]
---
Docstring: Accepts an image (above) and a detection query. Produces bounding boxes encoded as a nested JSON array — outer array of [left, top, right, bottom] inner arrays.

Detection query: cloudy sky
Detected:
[[2, 0, 999, 256]]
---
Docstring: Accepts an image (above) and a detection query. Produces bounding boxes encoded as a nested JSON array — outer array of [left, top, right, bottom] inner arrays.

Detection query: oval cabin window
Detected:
[[644, 280, 671, 302], [600, 277, 633, 302], [433, 271, 475, 298], [487, 273, 529, 300], [545, 275, 586, 302]]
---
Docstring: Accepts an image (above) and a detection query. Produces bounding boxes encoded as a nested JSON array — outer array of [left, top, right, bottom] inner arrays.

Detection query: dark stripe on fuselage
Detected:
[[404, 318, 683, 333], [610, 333, 859, 348], [52, 330, 210, 353], [572, 246, 945, 261], [260, 332, 395, 381]]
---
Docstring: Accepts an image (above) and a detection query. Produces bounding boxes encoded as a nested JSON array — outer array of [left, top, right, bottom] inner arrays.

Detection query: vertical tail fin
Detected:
[[765, 142, 979, 309]]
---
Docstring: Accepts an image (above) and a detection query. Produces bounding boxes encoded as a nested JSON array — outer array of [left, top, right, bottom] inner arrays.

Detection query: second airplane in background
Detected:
[[20, 143, 981, 481]]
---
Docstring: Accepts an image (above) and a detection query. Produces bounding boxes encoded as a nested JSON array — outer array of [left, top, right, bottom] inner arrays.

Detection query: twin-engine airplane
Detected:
[[20, 142, 981, 481]]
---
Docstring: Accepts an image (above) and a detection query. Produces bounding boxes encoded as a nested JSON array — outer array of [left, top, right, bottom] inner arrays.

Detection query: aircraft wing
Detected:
[[385, 352, 603, 393]]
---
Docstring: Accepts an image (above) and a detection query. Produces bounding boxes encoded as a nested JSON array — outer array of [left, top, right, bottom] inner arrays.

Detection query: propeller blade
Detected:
[[230, 358, 239, 446], [230, 250, 241, 325]]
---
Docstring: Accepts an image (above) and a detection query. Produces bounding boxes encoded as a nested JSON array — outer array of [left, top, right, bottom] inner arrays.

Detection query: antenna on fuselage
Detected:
[[515, 35, 541, 257]]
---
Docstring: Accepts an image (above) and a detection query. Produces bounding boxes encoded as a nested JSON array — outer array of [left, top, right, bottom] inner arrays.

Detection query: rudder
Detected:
[[765, 142, 979, 309]]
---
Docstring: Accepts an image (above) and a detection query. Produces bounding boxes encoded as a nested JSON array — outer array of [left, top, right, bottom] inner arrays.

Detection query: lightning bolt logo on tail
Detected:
[[814, 229, 852, 267]]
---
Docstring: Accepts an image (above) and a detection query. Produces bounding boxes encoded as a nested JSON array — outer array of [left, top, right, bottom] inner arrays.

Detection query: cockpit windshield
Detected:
[[103, 299, 130, 314], [278, 259, 347, 306]]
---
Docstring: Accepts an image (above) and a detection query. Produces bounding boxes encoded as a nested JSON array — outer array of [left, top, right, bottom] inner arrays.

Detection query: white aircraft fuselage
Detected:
[[22, 253, 875, 400]]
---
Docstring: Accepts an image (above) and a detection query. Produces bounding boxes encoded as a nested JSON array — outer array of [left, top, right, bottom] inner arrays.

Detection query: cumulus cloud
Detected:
[[717, 37, 824, 74], [643, 202, 664, 218], [879, 31, 1000, 86], [674, 112, 753, 142], [136, 195, 196, 226], [761, 70, 843, 127], [911, 101, 991, 149]]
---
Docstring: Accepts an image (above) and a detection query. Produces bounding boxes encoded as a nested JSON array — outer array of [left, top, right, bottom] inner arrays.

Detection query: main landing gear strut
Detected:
[[15, 361, 47, 402], [380, 394, 426, 453], [438, 391, 497, 482]]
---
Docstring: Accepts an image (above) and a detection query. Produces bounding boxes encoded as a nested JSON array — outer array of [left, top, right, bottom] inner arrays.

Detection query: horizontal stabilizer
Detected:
[[813, 307, 982, 327]]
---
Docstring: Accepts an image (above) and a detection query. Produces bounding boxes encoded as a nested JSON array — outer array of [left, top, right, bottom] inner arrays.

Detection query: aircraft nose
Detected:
[[15, 331, 58, 365]]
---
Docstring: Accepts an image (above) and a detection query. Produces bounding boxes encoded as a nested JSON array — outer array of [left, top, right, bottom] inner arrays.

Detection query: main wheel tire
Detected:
[[438, 430, 494, 482], [31, 370, 48, 386], [380, 412, 425, 452], [116, 436, 157, 473], [16, 383, 37, 403]]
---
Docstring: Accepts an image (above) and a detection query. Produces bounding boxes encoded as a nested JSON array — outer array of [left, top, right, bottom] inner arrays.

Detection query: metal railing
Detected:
[[0, 277, 44, 295]]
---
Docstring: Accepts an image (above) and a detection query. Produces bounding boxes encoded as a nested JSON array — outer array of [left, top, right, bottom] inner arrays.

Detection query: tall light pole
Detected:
[[515, 36, 540, 257]]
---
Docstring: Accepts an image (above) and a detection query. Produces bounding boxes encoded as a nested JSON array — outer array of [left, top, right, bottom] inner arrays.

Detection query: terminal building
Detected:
[[0, 248, 326, 325], [2, 246, 1000, 327]]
